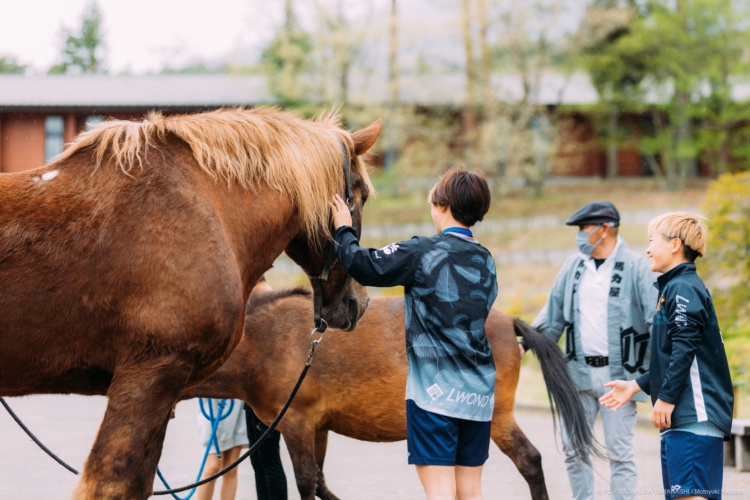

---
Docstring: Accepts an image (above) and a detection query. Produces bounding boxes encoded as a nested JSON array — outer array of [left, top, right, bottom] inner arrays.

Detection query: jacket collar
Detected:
[[656, 262, 696, 289]]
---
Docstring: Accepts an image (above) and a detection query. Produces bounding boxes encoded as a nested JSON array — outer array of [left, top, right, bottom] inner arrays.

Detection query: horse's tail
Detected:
[[513, 317, 604, 463]]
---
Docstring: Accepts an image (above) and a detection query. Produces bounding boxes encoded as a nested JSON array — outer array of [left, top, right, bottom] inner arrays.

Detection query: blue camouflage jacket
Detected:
[[333, 226, 498, 421]]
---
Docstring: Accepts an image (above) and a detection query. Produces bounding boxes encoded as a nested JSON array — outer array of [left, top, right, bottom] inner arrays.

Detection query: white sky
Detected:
[[0, 0, 291, 74], [0, 0, 583, 75]]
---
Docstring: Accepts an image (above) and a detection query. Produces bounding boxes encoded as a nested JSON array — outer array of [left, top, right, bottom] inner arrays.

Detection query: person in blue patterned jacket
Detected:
[[331, 168, 497, 499], [600, 212, 733, 500]]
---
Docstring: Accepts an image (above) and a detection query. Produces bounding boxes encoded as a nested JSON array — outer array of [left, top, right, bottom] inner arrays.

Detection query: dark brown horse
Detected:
[[0, 107, 379, 499], [183, 288, 595, 500]]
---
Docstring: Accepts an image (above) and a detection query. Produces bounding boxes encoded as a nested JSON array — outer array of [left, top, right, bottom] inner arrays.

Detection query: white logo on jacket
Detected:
[[376, 242, 400, 258], [426, 384, 444, 400]]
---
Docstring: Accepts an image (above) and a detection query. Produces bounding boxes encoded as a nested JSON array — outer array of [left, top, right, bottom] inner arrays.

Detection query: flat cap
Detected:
[[565, 201, 620, 226]]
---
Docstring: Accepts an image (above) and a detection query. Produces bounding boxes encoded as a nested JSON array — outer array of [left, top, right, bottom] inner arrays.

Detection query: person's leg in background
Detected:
[[592, 366, 637, 500], [562, 389, 599, 500], [246, 403, 288, 499], [217, 445, 242, 500], [196, 452, 221, 500]]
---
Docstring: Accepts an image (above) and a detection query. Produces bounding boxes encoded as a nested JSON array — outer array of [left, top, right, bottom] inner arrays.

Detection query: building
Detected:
[[0, 72, 723, 177], [0, 74, 271, 173]]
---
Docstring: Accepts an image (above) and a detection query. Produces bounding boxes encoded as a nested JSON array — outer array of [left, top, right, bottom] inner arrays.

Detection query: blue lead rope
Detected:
[[156, 398, 234, 500]]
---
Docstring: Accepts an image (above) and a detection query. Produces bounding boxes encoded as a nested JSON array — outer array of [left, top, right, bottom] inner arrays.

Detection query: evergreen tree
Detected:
[[49, 2, 107, 75]]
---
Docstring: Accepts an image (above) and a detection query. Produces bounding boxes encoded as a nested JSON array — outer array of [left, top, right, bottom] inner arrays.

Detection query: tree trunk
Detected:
[[460, 0, 477, 162], [383, 0, 399, 172], [607, 109, 619, 178]]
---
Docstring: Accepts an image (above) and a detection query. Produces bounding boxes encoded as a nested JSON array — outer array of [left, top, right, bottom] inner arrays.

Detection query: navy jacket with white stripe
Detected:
[[635, 263, 734, 436]]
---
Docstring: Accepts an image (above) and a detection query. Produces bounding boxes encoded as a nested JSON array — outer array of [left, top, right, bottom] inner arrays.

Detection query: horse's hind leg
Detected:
[[492, 413, 549, 500], [72, 358, 191, 499], [313, 430, 340, 500]]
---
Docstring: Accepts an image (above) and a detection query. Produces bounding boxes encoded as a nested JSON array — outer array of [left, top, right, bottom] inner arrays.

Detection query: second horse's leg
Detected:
[[313, 430, 340, 500]]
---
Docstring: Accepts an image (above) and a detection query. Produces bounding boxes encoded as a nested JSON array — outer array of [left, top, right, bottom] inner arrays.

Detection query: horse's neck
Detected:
[[214, 187, 301, 290]]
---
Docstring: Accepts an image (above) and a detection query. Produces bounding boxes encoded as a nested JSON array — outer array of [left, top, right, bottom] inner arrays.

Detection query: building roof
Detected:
[[348, 71, 599, 106], [0, 74, 273, 112], [5, 73, 750, 112], [0, 72, 602, 112]]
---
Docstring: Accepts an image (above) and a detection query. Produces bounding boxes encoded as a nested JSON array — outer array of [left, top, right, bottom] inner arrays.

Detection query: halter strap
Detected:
[[308, 136, 355, 332]]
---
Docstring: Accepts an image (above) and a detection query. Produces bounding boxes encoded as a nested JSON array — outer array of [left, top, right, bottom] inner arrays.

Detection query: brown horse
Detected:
[[0, 107, 380, 499], [183, 288, 596, 500]]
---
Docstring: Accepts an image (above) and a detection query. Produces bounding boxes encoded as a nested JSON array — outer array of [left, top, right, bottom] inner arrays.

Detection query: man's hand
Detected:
[[651, 399, 675, 430], [599, 379, 641, 410], [331, 193, 353, 230]]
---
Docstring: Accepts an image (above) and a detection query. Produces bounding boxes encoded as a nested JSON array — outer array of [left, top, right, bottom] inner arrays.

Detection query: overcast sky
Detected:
[[0, 0, 292, 73], [0, 0, 583, 75]]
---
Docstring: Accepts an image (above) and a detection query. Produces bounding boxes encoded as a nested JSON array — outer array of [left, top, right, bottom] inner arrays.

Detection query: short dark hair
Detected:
[[428, 168, 491, 227]]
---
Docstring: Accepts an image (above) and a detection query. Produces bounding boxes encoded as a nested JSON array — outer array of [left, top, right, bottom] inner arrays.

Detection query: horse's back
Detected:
[[0, 138, 249, 395], [242, 293, 521, 441]]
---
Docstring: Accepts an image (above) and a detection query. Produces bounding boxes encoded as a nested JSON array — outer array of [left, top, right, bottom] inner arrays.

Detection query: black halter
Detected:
[[308, 139, 355, 333]]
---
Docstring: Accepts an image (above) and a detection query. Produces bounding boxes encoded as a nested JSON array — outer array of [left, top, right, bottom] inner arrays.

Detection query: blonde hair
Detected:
[[55, 107, 373, 246], [648, 212, 708, 259]]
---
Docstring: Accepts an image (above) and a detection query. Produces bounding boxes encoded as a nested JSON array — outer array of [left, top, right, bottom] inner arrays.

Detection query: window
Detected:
[[44, 116, 64, 163], [85, 115, 104, 130]]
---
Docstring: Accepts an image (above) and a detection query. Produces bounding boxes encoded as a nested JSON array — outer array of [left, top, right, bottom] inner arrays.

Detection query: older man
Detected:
[[521, 201, 657, 500]]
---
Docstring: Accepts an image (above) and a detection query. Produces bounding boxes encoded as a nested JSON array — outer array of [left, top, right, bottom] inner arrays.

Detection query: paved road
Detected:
[[1, 395, 749, 499]]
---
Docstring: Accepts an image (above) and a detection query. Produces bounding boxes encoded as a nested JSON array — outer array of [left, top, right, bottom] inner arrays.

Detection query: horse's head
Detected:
[[284, 119, 381, 332]]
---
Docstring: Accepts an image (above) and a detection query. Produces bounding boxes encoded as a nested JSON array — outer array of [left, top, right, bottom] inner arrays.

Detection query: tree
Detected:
[[0, 55, 26, 74], [580, 0, 750, 189], [48, 1, 106, 74], [473, 1, 564, 197], [575, 1, 644, 178], [701, 172, 750, 336], [260, 0, 312, 105]]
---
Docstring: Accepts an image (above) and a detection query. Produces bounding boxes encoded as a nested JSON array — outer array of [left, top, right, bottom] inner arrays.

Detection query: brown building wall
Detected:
[[1, 114, 45, 173], [552, 113, 603, 176], [617, 148, 643, 176]]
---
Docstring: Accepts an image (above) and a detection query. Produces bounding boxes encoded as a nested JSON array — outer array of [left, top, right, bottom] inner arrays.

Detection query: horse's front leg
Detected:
[[313, 430, 340, 500], [281, 419, 324, 500], [72, 357, 192, 499]]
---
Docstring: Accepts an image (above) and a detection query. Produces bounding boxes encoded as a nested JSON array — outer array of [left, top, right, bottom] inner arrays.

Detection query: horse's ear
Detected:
[[352, 119, 382, 156]]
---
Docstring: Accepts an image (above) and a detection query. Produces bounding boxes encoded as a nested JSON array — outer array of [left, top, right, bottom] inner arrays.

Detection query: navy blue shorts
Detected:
[[406, 399, 491, 467], [661, 430, 724, 499]]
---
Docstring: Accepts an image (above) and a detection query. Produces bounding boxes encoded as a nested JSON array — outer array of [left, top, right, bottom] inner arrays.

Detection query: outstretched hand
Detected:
[[331, 194, 353, 230], [599, 379, 641, 411]]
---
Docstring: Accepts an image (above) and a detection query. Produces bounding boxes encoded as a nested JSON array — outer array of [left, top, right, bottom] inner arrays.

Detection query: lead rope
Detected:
[[0, 331, 324, 496], [153, 329, 324, 495], [155, 398, 234, 500], [0, 397, 80, 474]]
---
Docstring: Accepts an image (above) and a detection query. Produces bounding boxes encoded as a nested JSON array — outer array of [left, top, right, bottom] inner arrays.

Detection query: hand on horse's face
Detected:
[[331, 194, 353, 230]]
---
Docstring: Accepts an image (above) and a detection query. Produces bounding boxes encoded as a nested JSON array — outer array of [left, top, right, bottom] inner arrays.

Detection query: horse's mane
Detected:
[[246, 286, 312, 314], [55, 107, 373, 244]]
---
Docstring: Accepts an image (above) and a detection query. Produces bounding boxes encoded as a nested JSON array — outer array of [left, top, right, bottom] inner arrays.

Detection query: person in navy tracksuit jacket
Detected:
[[600, 212, 733, 500]]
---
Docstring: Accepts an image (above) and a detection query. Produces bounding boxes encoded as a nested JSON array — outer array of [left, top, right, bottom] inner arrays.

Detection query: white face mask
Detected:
[[576, 225, 603, 255]]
